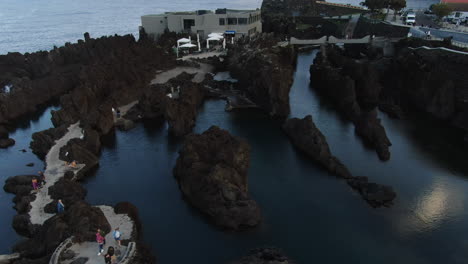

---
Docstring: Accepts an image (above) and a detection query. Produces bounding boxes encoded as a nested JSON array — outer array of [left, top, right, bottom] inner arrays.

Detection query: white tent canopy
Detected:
[[208, 33, 223, 38], [179, 43, 197, 48], [177, 38, 191, 43], [207, 36, 222, 41]]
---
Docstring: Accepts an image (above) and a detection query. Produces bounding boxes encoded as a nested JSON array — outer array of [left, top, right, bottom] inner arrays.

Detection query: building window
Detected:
[[238, 18, 247, 25], [227, 17, 237, 25], [219, 18, 225, 25], [183, 19, 195, 30]]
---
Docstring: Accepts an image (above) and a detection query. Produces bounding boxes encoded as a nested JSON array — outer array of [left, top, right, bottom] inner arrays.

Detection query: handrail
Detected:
[[49, 237, 74, 264]]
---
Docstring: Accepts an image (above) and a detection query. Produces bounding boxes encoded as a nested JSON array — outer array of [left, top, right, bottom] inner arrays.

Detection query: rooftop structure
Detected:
[[141, 8, 262, 40]]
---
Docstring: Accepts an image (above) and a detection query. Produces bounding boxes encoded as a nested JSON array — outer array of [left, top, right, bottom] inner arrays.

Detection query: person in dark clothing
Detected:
[[38, 171, 46, 186], [57, 199, 65, 214], [104, 246, 115, 264]]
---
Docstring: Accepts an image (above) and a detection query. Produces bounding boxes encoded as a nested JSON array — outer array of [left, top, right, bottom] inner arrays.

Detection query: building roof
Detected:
[[142, 9, 259, 17]]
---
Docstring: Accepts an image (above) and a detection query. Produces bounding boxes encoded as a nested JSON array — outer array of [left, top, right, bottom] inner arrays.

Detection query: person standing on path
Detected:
[[96, 228, 105, 255], [31, 178, 39, 190], [113, 227, 122, 247], [38, 171, 46, 186], [57, 199, 65, 214]]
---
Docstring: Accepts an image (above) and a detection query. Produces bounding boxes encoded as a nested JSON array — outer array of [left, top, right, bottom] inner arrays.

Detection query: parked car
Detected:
[[406, 12, 416, 25]]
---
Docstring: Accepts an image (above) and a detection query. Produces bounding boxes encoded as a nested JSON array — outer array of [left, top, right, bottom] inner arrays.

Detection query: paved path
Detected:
[[151, 63, 214, 84], [60, 206, 134, 264], [289, 35, 371, 45], [29, 123, 84, 225], [344, 14, 360, 38], [180, 51, 223, 61]]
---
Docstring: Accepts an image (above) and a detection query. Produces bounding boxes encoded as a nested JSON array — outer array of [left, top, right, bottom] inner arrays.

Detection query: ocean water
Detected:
[[0, 0, 441, 54]]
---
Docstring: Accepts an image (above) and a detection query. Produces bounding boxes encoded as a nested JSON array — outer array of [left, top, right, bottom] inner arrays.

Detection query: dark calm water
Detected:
[[80, 51, 468, 264], [0, 106, 59, 254], [1, 1, 468, 263]]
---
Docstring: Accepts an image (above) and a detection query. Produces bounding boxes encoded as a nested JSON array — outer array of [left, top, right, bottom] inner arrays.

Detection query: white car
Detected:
[[406, 12, 416, 25]]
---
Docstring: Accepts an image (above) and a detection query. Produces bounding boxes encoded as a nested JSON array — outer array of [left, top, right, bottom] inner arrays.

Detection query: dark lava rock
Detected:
[[14, 201, 110, 259], [0, 125, 8, 139], [0, 137, 15, 148], [114, 202, 140, 239], [228, 33, 296, 119], [115, 119, 136, 131], [12, 214, 38, 238], [174, 126, 261, 230], [26, 163, 34, 167], [310, 45, 392, 161], [59, 139, 99, 180], [347, 176, 396, 207], [230, 247, 294, 264], [282, 116, 396, 207], [283, 116, 352, 179], [63, 171, 75, 180], [131, 84, 167, 121], [60, 250, 76, 261], [378, 103, 404, 119], [4, 175, 39, 215], [30, 125, 68, 159], [4, 175, 35, 195], [47, 178, 87, 211], [165, 87, 204, 136]]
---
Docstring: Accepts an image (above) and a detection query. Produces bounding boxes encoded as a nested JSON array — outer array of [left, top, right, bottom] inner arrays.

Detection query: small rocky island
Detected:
[[174, 126, 261, 230], [1, 0, 468, 262]]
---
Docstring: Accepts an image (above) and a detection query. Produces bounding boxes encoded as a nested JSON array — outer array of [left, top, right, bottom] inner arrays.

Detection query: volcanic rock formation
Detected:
[[227, 33, 296, 119], [310, 45, 392, 160], [174, 126, 261, 229], [283, 116, 396, 207]]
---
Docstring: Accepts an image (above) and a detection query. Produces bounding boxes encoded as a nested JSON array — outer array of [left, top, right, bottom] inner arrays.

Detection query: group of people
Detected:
[[96, 227, 123, 263], [31, 171, 46, 190]]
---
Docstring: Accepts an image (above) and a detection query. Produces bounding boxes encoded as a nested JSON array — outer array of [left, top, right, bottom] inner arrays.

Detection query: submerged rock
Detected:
[[230, 247, 294, 264], [347, 176, 396, 208], [0, 138, 15, 148], [174, 126, 261, 230]]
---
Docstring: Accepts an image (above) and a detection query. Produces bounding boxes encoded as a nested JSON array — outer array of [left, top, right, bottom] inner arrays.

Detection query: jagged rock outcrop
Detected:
[[230, 248, 294, 264], [0, 125, 15, 148], [174, 126, 261, 230], [59, 138, 99, 180], [128, 72, 206, 136], [165, 83, 205, 137], [30, 125, 69, 159], [0, 32, 174, 135], [283, 116, 396, 207], [44, 178, 87, 214], [310, 45, 392, 160], [283, 116, 351, 178], [379, 47, 468, 140], [14, 201, 110, 259], [227, 34, 296, 119]]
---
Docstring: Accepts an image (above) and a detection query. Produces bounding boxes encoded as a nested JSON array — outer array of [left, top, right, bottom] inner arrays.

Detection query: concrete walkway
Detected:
[[29, 122, 84, 225], [113, 101, 138, 123], [180, 51, 223, 61], [60, 206, 134, 264], [151, 63, 214, 84]]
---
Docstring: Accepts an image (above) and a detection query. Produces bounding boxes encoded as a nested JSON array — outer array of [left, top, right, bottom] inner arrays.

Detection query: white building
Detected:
[[141, 9, 262, 40]]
